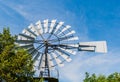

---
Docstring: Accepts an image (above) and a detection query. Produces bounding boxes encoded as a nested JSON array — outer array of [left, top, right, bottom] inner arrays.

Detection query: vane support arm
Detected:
[[49, 44, 78, 49]]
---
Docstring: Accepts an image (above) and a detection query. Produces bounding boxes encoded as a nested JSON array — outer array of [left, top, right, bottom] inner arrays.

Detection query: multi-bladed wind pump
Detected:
[[16, 19, 107, 82]]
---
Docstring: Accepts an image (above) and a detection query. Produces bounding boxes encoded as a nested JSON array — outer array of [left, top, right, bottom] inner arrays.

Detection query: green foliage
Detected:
[[0, 28, 34, 82], [83, 72, 120, 82], [107, 72, 120, 82], [33, 78, 44, 82], [0, 28, 15, 54], [39, 77, 44, 82]]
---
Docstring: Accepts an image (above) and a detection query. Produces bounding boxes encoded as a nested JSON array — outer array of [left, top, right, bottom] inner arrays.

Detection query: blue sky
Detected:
[[0, 0, 120, 82]]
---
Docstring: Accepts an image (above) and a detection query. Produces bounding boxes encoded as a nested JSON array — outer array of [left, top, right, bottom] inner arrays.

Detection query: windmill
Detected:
[[16, 19, 107, 82]]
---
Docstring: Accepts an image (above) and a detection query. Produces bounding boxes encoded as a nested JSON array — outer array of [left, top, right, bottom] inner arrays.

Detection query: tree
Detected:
[[0, 28, 34, 82], [107, 72, 120, 82], [83, 72, 97, 82], [84, 72, 90, 82], [83, 72, 120, 82]]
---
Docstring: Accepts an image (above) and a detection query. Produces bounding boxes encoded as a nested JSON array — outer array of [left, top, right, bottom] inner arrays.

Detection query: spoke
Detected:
[[34, 40, 44, 44], [36, 44, 45, 51], [52, 36, 78, 42], [48, 35, 73, 43], [40, 34, 45, 41]]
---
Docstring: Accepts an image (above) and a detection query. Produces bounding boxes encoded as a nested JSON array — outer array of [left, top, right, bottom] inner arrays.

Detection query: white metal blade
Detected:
[[79, 41, 107, 53], [67, 36, 79, 41], [28, 24, 39, 36], [49, 20, 56, 33], [43, 19, 48, 33], [54, 22, 64, 33], [17, 43, 32, 47], [51, 53, 64, 67], [57, 25, 71, 35], [19, 44, 33, 49], [22, 29, 36, 38], [59, 47, 76, 55], [18, 33, 34, 40], [26, 28, 37, 37], [18, 35, 28, 40], [62, 30, 75, 37], [36, 20, 43, 34], [55, 50, 72, 62]]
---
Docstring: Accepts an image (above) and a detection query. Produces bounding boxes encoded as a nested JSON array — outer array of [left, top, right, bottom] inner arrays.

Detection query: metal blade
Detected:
[[54, 21, 64, 33], [55, 50, 72, 62], [67, 36, 79, 41], [22, 29, 36, 38], [19, 33, 35, 40], [43, 19, 48, 33], [49, 20, 56, 33], [26, 28, 37, 37], [57, 25, 71, 35], [62, 30, 75, 37], [17, 35, 27, 40], [51, 52, 64, 67], [19, 44, 33, 48], [59, 47, 76, 55], [36, 20, 43, 34], [28, 24, 39, 36]]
